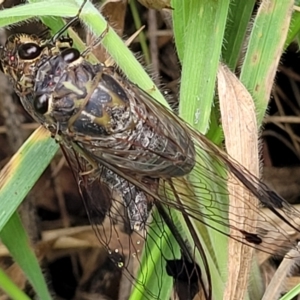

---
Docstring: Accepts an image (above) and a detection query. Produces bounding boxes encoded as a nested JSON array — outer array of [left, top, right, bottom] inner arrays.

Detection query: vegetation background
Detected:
[[0, 0, 300, 299]]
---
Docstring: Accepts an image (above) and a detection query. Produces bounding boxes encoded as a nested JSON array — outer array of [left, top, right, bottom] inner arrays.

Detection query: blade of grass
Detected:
[[173, 0, 230, 134], [0, 128, 56, 298], [75, 0, 168, 105], [172, 0, 229, 264], [218, 65, 259, 300], [280, 284, 300, 300], [0, 0, 80, 26], [240, 0, 294, 123], [171, 0, 231, 298], [129, 0, 151, 66], [222, 0, 256, 70], [285, 8, 300, 49], [226, 1, 293, 298], [0, 267, 31, 300], [128, 214, 177, 300], [0, 127, 58, 231], [0, 213, 52, 300]]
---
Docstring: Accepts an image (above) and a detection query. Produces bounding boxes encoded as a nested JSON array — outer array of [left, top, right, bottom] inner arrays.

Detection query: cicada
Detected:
[[1, 6, 300, 300]]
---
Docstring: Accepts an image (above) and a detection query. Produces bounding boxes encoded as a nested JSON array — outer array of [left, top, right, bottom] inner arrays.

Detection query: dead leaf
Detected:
[[218, 64, 259, 300]]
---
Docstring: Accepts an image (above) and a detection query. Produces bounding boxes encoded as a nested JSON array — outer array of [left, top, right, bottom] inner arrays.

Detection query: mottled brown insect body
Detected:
[[33, 48, 196, 178]]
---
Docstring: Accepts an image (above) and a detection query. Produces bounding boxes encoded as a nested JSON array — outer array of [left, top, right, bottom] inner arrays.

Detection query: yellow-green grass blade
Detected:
[[172, 0, 231, 298], [0, 266, 31, 300], [222, 0, 256, 70], [72, 0, 168, 106], [0, 128, 57, 299], [128, 213, 178, 300], [0, 213, 52, 300], [173, 0, 230, 134], [0, 0, 79, 26], [240, 0, 294, 123], [129, 0, 151, 66], [0, 127, 58, 231], [280, 284, 300, 300], [285, 8, 300, 49]]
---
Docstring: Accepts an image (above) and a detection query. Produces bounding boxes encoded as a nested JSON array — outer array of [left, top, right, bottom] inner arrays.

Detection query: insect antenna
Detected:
[[81, 24, 110, 58], [49, 0, 89, 44]]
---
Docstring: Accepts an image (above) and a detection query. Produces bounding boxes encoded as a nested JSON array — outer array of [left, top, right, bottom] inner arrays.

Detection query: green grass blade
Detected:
[[0, 267, 31, 300], [129, 0, 151, 66], [0, 128, 56, 298], [173, 0, 230, 134], [0, 128, 58, 231], [240, 0, 294, 123], [78, 1, 167, 105], [0, 213, 52, 300], [129, 212, 178, 300], [280, 284, 300, 300], [0, 0, 79, 27], [285, 8, 300, 48], [171, 0, 233, 298], [222, 0, 256, 70]]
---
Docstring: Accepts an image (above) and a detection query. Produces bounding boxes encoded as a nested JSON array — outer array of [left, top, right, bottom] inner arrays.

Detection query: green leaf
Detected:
[[0, 128, 58, 232], [173, 0, 230, 134], [0, 213, 52, 300], [0, 267, 31, 300], [222, 0, 256, 70], [280, 284, 300, 300], [0, 128, 56, 299], [240, 0, 294, 123], [285, 9, 300, 48]]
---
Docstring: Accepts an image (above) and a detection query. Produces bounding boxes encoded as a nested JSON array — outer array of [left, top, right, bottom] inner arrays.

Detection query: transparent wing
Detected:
[[60, 144, 206, 300], [77, 82, 300, 258], [55, 84, 300, 300]]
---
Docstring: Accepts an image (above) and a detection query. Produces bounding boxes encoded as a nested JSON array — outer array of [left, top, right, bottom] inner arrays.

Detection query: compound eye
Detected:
[[18, 43, 42, 60], [34, 94, 49, 114], [61, 48, 80, 64]]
